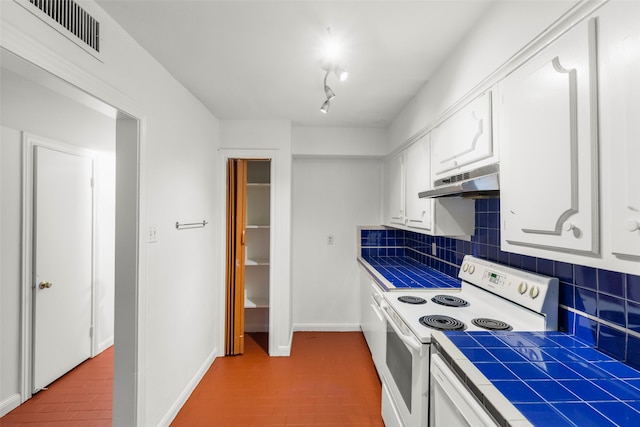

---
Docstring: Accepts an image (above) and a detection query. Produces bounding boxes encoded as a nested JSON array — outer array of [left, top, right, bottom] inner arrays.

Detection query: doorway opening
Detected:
[[225, 159, 271, 356], [0, 47, 140, 424]]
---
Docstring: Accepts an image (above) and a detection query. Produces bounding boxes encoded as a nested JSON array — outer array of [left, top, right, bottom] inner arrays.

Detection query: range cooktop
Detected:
[[382, 256, 559, 343]]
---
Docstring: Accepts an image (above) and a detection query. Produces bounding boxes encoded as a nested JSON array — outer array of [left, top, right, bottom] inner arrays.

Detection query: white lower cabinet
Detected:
[[359, 266, 385, 375], [498, 18, 599, 255]]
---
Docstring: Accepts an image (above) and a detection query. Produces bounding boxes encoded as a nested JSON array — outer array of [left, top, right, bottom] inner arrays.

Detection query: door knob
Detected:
[[39, 281, 53, 289]]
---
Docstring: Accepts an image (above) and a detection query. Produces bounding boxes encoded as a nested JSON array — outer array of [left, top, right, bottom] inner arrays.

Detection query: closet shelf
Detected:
[[246, 258, 270, 266], [245, 296, 269, 309], [246, 225, 270, 229]]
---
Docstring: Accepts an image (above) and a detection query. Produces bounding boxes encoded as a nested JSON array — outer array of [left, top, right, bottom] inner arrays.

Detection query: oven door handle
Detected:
[[370, 296, 384, 322], [380, 301, 425, 356]]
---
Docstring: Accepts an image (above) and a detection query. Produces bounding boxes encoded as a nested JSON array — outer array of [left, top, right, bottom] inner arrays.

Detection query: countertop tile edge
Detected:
[[432, 332, 533, 427], [357, 257, 393, 291]]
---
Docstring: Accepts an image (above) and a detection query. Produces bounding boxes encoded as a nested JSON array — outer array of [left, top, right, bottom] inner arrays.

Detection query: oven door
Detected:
[[430, 354, 497, 427], [380, 302, 429, 427]]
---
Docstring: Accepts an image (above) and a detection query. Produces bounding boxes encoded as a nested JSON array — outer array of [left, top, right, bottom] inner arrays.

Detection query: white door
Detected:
[[33, 145, 93, 392]]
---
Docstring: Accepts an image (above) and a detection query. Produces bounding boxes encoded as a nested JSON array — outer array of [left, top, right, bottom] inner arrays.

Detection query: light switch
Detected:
[[327, 235, 334, 245], [432, 242, 437, 256]]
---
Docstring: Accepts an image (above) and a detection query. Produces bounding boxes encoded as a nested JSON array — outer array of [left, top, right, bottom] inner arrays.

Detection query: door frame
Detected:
[[218, 149, 278, 356], [21, 133, 97, 394], [2, 25, 146, 424]]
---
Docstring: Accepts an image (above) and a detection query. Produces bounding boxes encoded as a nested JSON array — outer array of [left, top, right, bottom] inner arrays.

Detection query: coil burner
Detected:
[[397, 296, 427, 305], [419, 315, 466, 331], [431, 295, 469, 307], [472, 318, 512, 331]]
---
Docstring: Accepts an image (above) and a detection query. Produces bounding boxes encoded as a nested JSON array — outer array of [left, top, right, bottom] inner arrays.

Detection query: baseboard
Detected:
[[97, 336, 114, 354], [271, 330, 293, 357], [157, 346, 218, 427], [1, 393, 21, 417], [293, 323, 362, 332]]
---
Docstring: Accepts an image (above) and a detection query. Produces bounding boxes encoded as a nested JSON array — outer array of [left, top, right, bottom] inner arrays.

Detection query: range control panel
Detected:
[[458, 255, 558, 315]]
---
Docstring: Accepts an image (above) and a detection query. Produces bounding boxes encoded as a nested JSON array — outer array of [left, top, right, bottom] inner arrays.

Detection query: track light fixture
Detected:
[[319, 27, 348, 114], [324, 82, 335, 100], [320, 99, 330, 114]]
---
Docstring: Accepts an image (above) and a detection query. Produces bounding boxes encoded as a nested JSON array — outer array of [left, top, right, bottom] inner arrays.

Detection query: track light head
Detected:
[[334, 66, 348, 82], [320, 99, 330, 114]]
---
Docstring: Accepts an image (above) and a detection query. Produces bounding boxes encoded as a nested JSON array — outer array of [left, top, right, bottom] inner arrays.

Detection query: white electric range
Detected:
[[378, 255, 559, 427]]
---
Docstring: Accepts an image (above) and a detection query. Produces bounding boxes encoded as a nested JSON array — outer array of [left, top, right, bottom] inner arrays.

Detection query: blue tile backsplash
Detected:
[[360, 198, 640, 370]]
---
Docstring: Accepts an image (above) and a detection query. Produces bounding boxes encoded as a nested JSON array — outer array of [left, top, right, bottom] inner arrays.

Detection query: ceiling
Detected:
[[96, 0, 494, 128]]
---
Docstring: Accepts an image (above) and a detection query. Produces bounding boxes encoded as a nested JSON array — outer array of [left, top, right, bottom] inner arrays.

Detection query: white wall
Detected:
[[219, 120, 293, 355], [0, 67, 117, 415], [0, 126, 23, 415], [292, 157, 382, 329], [292, 127, 388, 157], [389, 0, 580, 148], [1, 1, 221, 426]]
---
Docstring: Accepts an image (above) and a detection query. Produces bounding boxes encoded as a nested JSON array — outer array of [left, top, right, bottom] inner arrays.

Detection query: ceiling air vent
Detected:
[[15, 0, 101, 58]]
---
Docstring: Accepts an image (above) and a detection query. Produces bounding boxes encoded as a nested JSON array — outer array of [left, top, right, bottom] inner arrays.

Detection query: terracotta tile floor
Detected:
[[2, 332, 383, 426], [1, 346, 113, 427]]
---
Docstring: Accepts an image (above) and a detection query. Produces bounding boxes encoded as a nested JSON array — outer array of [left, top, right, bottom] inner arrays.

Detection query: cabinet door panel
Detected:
[[385, 152, 405, 226], [499, 19, 598, 254], [431, 92, 493, 177], [405, 137, 433, 231], [602, 4, 640, 258]]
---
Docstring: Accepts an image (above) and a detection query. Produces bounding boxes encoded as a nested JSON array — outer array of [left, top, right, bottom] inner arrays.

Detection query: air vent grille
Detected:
[[23, 0, 100, 52]]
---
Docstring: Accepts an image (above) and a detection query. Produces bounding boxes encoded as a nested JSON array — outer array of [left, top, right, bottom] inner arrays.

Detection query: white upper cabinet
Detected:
[[431, 91, 495, 179], [384, 150, 405, 226], [598, 3, 640, 259], [498, 19, 599, 255], [383, 135, 475, 236], [405, 136, 433, 231]]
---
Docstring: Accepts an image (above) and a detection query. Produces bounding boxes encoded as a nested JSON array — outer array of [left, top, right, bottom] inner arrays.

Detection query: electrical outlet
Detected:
[[432, 242, 437, 256], [148, 225, 158, 243], [327, 235, 334, 245]]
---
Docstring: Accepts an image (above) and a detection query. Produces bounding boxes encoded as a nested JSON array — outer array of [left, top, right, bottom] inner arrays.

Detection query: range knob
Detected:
[[462, 263, 468, 272], [468, 265, 475, 274], [529, 286, 540, 299], [518, 282, 528, 295]]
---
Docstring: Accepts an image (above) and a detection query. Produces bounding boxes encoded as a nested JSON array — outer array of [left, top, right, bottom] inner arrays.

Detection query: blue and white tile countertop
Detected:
[[432, 330, 640, 427], [358, 255, 460, 290]]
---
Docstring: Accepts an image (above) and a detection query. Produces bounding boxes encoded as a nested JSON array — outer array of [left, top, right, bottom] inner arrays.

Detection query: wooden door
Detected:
[[225, 159, 247, 355], [33, 145, 93, 391]]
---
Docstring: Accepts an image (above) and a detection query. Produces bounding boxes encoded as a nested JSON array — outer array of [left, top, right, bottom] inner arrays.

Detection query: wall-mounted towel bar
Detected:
[[175, 220, 208, 230]]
